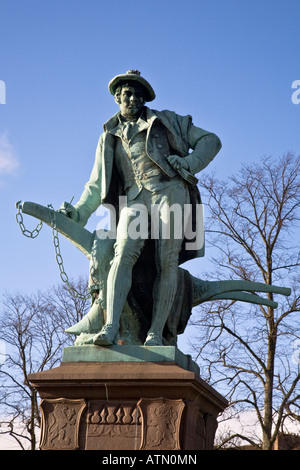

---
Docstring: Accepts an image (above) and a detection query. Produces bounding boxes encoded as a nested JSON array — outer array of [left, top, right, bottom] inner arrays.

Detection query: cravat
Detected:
[[123, 121, 134, 141]]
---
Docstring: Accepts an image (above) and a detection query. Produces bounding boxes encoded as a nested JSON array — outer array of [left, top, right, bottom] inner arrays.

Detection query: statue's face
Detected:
[[118, 85, 144, 119]]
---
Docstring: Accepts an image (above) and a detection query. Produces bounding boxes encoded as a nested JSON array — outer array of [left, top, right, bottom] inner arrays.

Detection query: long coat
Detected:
[[74, 107, 222, 264]]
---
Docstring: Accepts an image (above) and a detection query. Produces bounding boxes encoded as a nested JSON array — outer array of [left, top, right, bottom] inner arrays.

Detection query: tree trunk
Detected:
[[262, 315, 277, 450]]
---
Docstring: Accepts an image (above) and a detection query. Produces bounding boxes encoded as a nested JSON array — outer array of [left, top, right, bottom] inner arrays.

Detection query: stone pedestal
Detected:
[[28, 346, 227, 450]]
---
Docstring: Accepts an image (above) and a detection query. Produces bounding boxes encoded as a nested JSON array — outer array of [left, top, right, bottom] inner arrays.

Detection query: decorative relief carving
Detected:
[[38, 397, 215, 450], [86, 402, 141, 439], [138, 397, 185, 450], [39, 398, 86, 450]]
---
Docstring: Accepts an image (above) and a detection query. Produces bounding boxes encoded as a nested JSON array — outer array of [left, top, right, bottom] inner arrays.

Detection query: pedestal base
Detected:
[[28, 346, 227, 450]]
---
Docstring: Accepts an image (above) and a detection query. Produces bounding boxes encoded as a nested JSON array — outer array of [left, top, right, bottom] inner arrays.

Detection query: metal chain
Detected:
[[15, 201, 43, 238], [47, 204, 91, 300], [15, 201, 90, 301]]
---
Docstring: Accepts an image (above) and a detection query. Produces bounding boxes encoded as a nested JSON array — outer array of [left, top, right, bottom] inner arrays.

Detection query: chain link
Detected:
[[16, 201, 43, 238], [15, 201, 91, 301], [47, 204, 91, 300]]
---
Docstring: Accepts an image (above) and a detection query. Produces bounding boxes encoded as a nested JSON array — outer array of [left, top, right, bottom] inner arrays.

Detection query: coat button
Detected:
[[157, 144, 163, 149]]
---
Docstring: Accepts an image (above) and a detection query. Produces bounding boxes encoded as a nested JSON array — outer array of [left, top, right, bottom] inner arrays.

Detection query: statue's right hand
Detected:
[[57, 202, 79, 222]]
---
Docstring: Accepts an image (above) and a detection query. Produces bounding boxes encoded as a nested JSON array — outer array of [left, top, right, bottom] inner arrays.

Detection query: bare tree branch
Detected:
[[190, 153, 300, 450], [0, 277, 89, 450]]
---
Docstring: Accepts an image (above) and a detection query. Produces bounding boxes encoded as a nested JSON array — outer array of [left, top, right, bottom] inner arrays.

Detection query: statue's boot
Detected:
[[144, 266, 178, 346], [65, 300, 103, 335], [92, 258, 130, 347], [93, 323, 118, 346], [144, 331, 163, 346]]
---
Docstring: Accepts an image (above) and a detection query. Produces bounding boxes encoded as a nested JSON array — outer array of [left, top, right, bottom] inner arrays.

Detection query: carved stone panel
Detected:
[[39, 398, 86, 450], [138, 397, 185, 450], [85, 401, 142, 450]]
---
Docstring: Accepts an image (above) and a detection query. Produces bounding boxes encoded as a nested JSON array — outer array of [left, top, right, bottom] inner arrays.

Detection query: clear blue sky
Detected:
[[1, 0, 299, 304]]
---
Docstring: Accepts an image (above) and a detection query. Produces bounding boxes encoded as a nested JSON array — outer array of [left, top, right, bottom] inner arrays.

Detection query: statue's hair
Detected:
[[114, 81, 146, 105]]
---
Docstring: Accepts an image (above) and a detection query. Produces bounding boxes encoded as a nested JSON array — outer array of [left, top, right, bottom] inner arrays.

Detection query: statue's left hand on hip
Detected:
[[167, 155, 189, 171]]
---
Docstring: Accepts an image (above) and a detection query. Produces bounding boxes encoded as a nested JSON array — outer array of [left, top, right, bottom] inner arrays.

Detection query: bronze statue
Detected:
[[16, 70, 291, 348]]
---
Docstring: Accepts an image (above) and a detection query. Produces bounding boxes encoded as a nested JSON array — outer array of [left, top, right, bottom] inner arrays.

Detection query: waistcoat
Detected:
[[112, 116, 178, 201]]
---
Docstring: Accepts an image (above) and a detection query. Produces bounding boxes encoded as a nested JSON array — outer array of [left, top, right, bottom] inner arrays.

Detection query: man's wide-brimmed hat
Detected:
[[108, 70, 156, 102]]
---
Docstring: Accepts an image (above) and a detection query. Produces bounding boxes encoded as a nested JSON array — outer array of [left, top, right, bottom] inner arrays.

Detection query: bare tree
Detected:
[[0, 277, 90, 450], [189, 153, 300, 450]]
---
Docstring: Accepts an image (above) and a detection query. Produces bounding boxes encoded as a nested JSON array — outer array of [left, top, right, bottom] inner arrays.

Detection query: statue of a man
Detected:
[[59, 70, 221, 347]]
